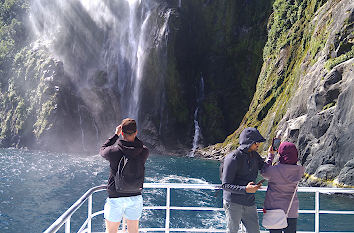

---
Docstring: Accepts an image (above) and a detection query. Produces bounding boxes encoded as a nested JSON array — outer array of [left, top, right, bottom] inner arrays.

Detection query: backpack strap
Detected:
[[119, 156, 128, 173]]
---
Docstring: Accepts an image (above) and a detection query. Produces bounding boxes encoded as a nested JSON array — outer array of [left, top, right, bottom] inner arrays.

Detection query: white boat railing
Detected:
[[43, 183, 354, 233]]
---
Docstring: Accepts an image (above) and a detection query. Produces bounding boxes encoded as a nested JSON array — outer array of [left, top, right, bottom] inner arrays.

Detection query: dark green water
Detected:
[[0, 148, 353, 232]]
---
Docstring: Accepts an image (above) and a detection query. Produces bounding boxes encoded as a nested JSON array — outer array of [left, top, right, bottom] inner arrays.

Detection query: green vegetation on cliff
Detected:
[[0, 45, 59, 147], [0, 0, 28, 85], [0, 0, 30, 146], [0, 0, 66, 149], [218, 0, 337, 151]]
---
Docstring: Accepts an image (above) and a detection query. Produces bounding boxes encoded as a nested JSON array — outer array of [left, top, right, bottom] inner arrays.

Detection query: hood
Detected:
[[237, 127, 266, 151], [117, 137, 144, 158], [279, 142, 298, 165]]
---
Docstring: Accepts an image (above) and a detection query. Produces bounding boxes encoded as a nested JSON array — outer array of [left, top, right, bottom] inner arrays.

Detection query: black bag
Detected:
[[115, 155, 144, 193]]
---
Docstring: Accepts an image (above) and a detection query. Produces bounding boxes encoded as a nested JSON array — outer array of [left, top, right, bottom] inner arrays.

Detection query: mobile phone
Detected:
[[272, 138, 281, 151], [257, 179, 266, 185]]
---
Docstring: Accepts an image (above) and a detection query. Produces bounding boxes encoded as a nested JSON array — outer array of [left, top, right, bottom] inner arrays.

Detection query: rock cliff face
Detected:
[[141, 0, 273, 153], [200, 0, 354, 187], [0, 0, 273, 154], [0, 1, 125, 152], [0, 44, 102, 152]]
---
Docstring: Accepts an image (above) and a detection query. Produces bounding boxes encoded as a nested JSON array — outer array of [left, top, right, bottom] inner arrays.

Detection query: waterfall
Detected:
[[92, 116, 100, 148], [189, 75, 205, 157], [189, 107, 201, 157], [28, 0, 171, 145], [154, 9, 172, 47], [77, 105, 86, 151], [124, 0, 151, 121], [84, 0, 156, 122]]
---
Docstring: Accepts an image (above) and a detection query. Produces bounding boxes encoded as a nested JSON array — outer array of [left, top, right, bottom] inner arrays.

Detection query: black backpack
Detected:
[[115, 155, 144, 193]]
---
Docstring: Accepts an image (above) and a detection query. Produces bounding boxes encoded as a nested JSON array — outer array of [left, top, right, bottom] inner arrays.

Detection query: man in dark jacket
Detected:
[[100, 118, 149, 233], [222, 127, 266, 233]]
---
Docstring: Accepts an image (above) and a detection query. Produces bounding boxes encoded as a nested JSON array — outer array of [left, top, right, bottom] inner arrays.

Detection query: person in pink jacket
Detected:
[[261, 142, 305, 233]]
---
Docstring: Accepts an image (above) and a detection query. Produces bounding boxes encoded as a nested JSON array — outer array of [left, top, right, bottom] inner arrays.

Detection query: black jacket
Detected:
[[221, 127, 266, 206], [100, 134, 149, 198]]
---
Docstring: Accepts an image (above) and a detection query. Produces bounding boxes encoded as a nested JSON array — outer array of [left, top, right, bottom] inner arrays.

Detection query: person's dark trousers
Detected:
[[269, 218, 297, 233]]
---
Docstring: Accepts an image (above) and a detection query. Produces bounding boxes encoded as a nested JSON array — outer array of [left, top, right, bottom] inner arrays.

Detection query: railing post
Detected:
[[122, 218, 126, 232], [240, 223, 246, 233], [165, 187, 171, 233], [88, 195, 92, 233], [315, 191, 320, 233], [65, 217, 71, 233]]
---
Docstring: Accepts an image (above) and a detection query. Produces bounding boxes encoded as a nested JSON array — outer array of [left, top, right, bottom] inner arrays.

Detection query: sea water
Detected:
[[0, 148, 353, 232]]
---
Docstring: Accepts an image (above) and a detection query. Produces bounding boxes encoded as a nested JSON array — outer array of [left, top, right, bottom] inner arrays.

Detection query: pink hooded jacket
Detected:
[[261, 142, 305, 218]]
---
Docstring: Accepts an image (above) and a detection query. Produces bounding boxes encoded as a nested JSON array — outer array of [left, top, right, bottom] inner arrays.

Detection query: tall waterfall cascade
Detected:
[[189, 76, 205, 157], [28, 0, 171, 138]]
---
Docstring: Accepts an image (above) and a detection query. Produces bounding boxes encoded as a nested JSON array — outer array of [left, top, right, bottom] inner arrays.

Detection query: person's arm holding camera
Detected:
[[261, 145, 277, 179], [99, 125, 122, 161], [266, 145, 276, 164]]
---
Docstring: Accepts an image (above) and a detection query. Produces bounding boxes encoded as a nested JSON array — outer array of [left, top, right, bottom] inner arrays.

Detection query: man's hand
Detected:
[[115, 125, 122, 136], [245, 181, 261, 193]]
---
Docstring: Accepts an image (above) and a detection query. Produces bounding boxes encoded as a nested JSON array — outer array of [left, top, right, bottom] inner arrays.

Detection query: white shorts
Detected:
[[104, 195, 143, 222]]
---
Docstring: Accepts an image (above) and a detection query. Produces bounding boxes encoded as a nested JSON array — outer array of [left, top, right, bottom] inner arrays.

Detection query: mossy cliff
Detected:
[[140, 0, 273, 153], [0, 43, 96, 151], [0, 0, 31, 148], [199, 0, 354, 187], [0, 0, 126, 152]]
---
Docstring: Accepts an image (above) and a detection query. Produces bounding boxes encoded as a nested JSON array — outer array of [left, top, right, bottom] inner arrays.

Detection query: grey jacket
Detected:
[[261, 159, 304, 218], [221, 127, 266, 206]]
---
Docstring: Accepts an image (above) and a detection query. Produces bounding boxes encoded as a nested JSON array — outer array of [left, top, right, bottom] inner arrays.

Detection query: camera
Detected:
[[272, 138, 281, 151]]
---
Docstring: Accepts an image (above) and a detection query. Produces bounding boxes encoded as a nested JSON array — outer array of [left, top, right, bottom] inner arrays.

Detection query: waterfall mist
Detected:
[[27, 0, 171, 152]]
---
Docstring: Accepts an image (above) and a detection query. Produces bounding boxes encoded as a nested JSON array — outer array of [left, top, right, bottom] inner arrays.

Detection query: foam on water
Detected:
[[0, 149, 223, 232], [155, 174, 208, 184], [1, 149, 353, 232]]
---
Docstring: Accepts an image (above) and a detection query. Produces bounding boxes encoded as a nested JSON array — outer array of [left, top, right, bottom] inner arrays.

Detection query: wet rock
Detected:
[[283, 60, 354, 186], [313, 164, 340, 180], [337, 159, 354, 186]]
